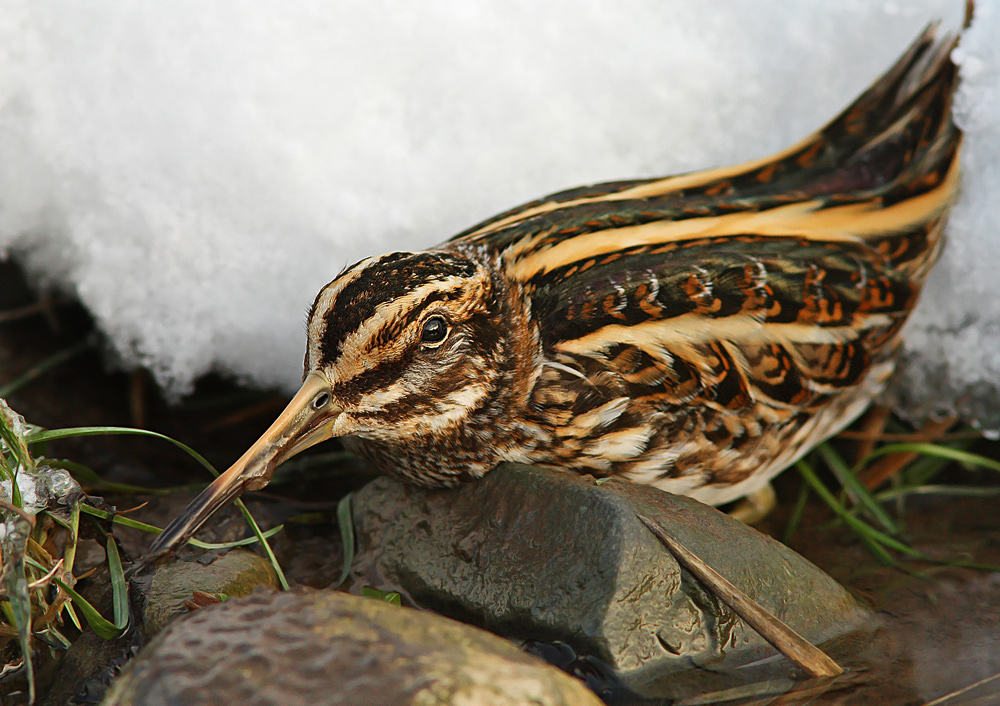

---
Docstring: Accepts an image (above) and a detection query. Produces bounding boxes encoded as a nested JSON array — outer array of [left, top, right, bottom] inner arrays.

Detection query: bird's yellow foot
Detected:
[[728, 484, 777, 525]]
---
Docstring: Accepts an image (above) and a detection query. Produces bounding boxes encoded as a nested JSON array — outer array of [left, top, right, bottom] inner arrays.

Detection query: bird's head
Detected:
[[144, 249, 524, 562], [302, 250, 503, 446]]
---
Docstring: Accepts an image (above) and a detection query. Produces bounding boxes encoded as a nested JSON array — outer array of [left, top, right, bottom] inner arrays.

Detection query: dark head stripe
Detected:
[[316, 252, 478, 364]]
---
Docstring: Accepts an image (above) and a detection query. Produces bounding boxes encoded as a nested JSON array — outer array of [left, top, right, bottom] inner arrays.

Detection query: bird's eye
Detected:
[[312, 391, 331, 410], [420, 316, 448, 345]]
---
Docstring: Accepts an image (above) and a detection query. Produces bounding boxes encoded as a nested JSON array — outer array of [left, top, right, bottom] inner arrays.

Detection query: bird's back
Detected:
[[447, 27, 961, 505]]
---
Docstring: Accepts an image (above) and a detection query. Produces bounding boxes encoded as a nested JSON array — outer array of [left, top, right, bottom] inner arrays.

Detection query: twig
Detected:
[[115, 501, 151, 517], [836, 430, 982, 442], [203, 394, 288, 431], [857, 417, 956, 490], [0, 338, 93, 398], [0, 302, 47, 323], [637, 512, 843, 678], [27, 559, 64, 590], [921, 669, 1000, 705], [847, 405, 892, 466]]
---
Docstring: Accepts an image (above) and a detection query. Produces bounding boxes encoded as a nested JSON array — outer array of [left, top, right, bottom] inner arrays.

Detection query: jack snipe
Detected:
[[148, 26, 961, 561]]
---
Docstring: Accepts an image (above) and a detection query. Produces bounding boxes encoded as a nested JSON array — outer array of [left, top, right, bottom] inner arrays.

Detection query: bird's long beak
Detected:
[[141, 372, 340, 564]]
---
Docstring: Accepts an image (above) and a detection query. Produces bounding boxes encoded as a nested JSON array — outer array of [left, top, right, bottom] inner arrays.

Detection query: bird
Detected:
[[146, 25, 962, 562]]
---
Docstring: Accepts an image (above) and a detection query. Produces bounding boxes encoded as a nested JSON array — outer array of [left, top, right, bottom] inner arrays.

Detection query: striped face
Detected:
[[303, 251, 507, 451]]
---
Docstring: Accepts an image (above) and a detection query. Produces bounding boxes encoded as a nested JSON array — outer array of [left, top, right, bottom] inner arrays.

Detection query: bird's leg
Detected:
[[728, 483, 776, 524]]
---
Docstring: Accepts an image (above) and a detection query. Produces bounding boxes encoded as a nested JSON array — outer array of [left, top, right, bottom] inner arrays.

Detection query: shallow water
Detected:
[[680, 491, 1000, 706]]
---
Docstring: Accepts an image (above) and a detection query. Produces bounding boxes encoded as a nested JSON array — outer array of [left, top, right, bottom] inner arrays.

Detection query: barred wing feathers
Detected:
[[446, 27, 960, 499]]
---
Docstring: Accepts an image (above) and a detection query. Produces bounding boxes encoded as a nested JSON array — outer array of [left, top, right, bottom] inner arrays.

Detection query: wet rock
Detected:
[[351, 463, 873, 697], [36, 549, 278, 705], [133, 548, 280, 637], [101, 587, 603, 706], [40, 628, 143, 706]]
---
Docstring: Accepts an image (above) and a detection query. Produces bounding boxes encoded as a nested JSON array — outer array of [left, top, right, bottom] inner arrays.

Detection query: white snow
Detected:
[[0, 1, 996, 426], [892, 1, 1000, 429], [0, 470, 39, 513]]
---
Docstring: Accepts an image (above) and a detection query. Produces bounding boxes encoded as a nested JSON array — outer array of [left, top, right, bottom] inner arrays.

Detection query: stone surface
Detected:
[[40, 627, 143, 706], [101, 588, 603, 706], [35, 549, 279, 705], [133, 548, 281, 637], [351, 463, 873, 697]]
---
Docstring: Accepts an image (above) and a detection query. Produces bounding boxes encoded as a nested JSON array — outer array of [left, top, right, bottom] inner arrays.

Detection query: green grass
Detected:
[[0, 398, 289, 703], [786, 423, 1000, 571]]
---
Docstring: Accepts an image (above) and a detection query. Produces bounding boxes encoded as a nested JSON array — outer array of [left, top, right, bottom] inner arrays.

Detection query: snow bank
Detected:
[[2, 1, 996, 427]]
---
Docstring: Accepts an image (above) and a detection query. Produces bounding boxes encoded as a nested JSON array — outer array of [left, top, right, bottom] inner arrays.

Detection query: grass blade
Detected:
[[0, 339, 92, 398], [26, 427, 217, 477], [189, 525, 285, 549], [858, 443, 1000, 475], [63, 600, 83, 632], [876, 485, 1000, 501], [51, 577, 124, 640], [27, 426, 288, 586], [817, 443, 899, 534], [796, 460, 921, 559], [233, 497, 289, 590], [76, 503, 283, 549], [361, 587, 401, 606], [782, 483, 810, 545], [36, 625, 72, 650], [336, 493, 355, 588], [902, 452, 959, 488], [638, 512, 842, 678], [105, 536, 129, 630]]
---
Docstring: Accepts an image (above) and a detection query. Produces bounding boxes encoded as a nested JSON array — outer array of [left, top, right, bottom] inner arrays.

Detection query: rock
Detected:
[[37, 549, 278, 705], [101, 587, 603, 706], [133, 548, 280, 637], [40, 627, 143, 706], [351, 463, 873, 698]]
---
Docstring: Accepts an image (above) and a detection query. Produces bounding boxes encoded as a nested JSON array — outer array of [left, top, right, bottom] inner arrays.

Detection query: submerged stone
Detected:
[[351, 463, 873, 697], [101, 588, 603, 706]]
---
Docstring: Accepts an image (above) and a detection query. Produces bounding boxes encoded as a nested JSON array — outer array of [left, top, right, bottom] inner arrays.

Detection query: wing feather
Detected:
[[442, 25, 961, 495]]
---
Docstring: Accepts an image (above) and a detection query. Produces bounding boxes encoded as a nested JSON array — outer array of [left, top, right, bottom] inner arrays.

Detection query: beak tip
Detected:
[[141, 374, 337, 563]]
